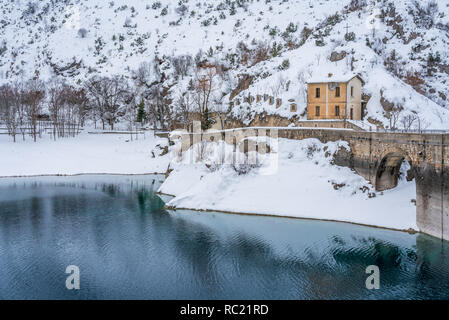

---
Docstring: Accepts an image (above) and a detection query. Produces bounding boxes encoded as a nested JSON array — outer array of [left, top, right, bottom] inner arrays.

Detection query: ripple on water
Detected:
[[0, 175, 448, 299]]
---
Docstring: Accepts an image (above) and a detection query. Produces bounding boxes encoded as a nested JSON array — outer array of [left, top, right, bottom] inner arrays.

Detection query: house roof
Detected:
[[307, 73, 364, 84]]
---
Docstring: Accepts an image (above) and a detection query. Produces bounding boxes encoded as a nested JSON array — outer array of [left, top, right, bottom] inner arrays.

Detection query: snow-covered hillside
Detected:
[[0, 0, 448, 128]]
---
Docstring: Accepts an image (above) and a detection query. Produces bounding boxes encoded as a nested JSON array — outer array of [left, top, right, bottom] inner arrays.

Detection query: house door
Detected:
[[350, 108, 353, 120]]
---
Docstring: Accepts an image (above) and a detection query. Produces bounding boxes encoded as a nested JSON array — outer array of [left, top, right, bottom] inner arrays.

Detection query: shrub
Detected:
[[269, 27, 278, 37], [315, 39, 325, 47], [278, 59, 290, 70], [232, 162, 261, 175], [252, 41, 270, 65], [94, 37, 105, 55], [0, 41, 6, 55], [323, 13, 341, 27], [175, 4, 188, 16], [306, 143, 320, 159], [347, 0, 368, 12], [270, 41, 282, 57], [124, 17, 133, 27], [229, 3, 236, 15], [345, 32, 355, 42], [152, 1, 162, 10], [412, 0, 438, 29], [202, 18, 211, 26], [77, 28, 88, 38], [23, 2, 38, 16], [285, 22, 297, 33], [299, 27, 312, 46]]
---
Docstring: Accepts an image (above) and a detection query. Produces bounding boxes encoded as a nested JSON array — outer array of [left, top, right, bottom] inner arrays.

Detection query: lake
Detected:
[[0, 175, 448, 299]]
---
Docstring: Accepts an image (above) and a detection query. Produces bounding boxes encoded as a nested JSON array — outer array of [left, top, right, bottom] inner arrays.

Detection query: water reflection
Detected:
[[0, 175, 448, 299]]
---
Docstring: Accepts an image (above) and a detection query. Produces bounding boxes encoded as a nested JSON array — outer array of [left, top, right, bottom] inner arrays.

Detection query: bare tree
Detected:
[[193, 64, 221, 114], [16, 83, 28, 141], [65, 86, 88, 136], [23, 79, 45, 142], [85, 76, 107, 130], [122, 87, 139, 140], [48, 78, 66, 140], [270, 75, 286, 97], [145, 83, 173, 131], [132, 60, 162, 89], [401, 114, 418, 132], [171, 55, 192, 79], [104, 76, 129, 130], [48, 79, 88, 139], [252, 41, 270, 65], [0, 84, 21, 142], [212, 69, 236, 130], [212, 95, 230, 130], [297, 70, 308, 103], [132, 59, 174, 130], [388, 107, 402, 130], [85, 75, 128, 130], [70, 87, 89, 129], [220, 68, 238, 95], [176, 90, 195, 130]]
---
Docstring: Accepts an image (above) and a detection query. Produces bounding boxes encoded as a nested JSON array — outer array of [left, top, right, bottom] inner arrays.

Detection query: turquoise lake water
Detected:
[[0, 175, 448, 299]]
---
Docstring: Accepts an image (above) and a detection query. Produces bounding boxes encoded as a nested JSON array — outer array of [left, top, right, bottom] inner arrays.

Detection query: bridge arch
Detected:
[[375, 148, 414, 191]]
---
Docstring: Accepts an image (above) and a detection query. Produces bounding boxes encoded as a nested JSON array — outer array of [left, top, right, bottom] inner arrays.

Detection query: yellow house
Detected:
[[307, 73, 364, 120]]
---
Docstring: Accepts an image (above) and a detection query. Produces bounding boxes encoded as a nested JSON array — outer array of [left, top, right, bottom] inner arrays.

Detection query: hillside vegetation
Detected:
[[0, 0, 448, 132]]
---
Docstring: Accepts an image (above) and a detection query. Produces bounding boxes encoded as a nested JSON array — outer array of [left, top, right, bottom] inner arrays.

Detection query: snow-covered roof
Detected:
[[307, 73, 363, 84]]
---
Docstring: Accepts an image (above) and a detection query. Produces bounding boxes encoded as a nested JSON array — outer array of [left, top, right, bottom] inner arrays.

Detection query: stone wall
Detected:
[[219, 113, 365, 131], [277, 129, 449, 241]]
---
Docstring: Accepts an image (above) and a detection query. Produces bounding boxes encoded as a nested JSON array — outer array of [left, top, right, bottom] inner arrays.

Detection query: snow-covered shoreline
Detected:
[[163, 205, 417, 234], [0, 172, 164, 179], [0, 132, 171, 177], [1, 132, 418, 233], [159, 138, 418, 233]]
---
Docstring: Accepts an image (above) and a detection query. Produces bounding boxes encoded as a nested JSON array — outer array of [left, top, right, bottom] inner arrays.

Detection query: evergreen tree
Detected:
[[136, 99, 146, 124], [201, 107, 215, 131], [188, 78, 195, 91], [270, 42, 282, 57], [230, 3, 236, 15]]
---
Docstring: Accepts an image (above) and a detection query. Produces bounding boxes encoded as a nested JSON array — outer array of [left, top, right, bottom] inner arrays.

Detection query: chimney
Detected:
[[328, 73, 333, 78]]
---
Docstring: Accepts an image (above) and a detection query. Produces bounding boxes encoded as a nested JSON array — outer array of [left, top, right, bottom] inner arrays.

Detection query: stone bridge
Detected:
[[175, 127, 449, 241]]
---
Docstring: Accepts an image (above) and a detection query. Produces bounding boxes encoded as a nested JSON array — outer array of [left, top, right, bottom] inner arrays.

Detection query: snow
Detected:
[[0, 0, 447, 129], [0, 131, 170, 177], [307, 72, 360, 83], [159, 138, 417, 232], [0, 125, 418, 232], [0, 0, 439, 233]]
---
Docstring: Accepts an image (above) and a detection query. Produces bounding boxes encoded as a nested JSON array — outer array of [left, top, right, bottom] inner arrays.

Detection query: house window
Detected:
[[315, 106, 320, 116], [315, 88, 320, 98], [335, 105, 340, 117], [351, 86, 354, 97], [335, 86, 340, 97]]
